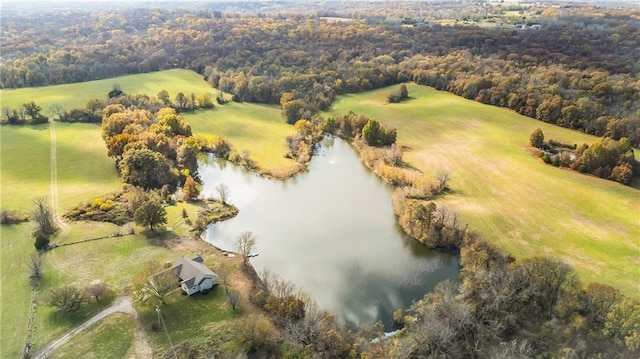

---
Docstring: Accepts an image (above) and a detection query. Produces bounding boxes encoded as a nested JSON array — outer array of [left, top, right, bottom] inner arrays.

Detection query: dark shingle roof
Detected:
[[173, 256, 217, 288]]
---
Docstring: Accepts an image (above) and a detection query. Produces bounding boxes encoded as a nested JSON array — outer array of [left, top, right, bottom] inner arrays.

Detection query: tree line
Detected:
[[1, 7, 639, 145], [530, 128, 637, 184]]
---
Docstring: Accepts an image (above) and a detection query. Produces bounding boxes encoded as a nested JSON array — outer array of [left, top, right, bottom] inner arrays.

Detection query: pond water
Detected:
[[200, 137, 459, 329]]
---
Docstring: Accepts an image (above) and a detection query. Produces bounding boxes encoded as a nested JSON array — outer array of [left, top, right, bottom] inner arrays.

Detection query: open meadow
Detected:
[[0, 69, 216, 118], [326, 84, 640, 296]]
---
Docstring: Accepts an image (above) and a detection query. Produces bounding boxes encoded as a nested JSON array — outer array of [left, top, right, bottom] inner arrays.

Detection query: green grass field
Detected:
[[0, 69, 216, 118], [52, 313, 135, 359], [326, 84, 640, 296], [183, 104, 297, 171], [0, 224, 36, 359], [1, 125, 51, 212], [139, 283, 241, 356]]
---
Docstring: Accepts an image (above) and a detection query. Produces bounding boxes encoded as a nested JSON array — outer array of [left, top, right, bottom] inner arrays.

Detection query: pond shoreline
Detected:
[[199, 136, 460, 329]]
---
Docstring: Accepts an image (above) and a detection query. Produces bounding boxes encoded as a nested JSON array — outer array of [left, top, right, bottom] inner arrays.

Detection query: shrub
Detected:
[[529, 128, 545, 148], [0, 209, 29, 224], [46, 286, 86, 312], [34, 235, 50, 250], [236, 315, 278, 355]]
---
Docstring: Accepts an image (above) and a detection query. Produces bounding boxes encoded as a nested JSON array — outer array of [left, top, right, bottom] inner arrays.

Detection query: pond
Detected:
[[200, 137, 459, 330]]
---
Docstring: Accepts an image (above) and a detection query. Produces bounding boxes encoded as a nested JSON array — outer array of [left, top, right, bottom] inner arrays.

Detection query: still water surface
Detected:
[[201, 138, 459, 329]]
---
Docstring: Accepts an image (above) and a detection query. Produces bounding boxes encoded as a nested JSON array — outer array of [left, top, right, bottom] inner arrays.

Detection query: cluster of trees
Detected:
[[64, 185, 169, 230], [387, 234, 640, 358], [2, 7, 638, 143], [394, 194, 466, 249], [571, 137, 636, 184], [531, 129, 637, 184], [247, 269, 358, 358], [387, 83, 409, 103], [362, 118, 397, 147], [1, 101, 49, 125], [323, 111, 396, 148], [46, 281, 111, 312], [101, 105, 196, 191], [284, 118, 324, 165]]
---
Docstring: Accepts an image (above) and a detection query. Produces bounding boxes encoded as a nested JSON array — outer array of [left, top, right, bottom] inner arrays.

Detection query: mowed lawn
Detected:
[[327, 84, 640, 296], [52, 123, 121, 210]]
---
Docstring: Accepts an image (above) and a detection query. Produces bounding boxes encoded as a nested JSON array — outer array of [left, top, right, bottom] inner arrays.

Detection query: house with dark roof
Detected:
[[173, 256, 218, 295]]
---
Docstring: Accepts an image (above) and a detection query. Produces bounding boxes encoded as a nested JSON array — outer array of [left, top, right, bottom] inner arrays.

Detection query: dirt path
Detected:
[[34, 296, 152, 359], [49, 120, 69, 235]]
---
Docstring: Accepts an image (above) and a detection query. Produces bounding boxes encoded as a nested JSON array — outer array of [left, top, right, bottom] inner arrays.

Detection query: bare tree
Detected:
[[489, 340, 534, 359], [226, 289, 240, 310], [85, 281, 111, 302], [236, 231, 257, 266], [215, 183, 230, 205], [217, 262, 231, 293], [27, 253, 42, 287], [49, 104, 65, 120], [32, 197, 55, 236], [436, 170, 451, 192], [2, 107, 12, 122]]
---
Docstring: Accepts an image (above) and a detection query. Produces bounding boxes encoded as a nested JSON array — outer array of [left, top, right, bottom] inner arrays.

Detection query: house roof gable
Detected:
[[173, 256, 217, 288]]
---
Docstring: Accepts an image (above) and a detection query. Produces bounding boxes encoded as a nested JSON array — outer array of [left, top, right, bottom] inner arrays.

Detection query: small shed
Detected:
[[173, 256, 218, 295]]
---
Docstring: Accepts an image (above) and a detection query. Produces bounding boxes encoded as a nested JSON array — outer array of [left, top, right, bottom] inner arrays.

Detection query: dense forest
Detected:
[[2, 2, 639, 147]]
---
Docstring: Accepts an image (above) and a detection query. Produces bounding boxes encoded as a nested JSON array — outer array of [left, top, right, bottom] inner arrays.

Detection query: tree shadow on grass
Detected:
[[140, 228, 180, 246]]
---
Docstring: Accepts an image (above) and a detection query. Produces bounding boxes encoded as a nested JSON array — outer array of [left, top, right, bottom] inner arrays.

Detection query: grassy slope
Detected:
[[53, 123, 121, 210], [183, 104, 297, 170], [326, 84, 640, 296], [33, 224, 182, 350], [0, 69, 216, 118], [139, 280, 242, 355]]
